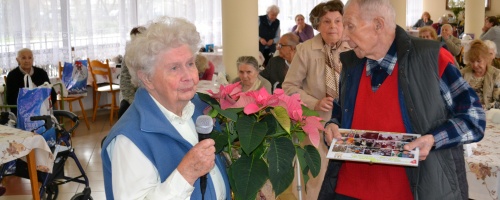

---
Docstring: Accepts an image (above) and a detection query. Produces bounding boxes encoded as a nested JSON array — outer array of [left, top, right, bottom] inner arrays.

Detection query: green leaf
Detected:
[[236, 115, 267, 155], [261, 114, 277, 136], [207, 107, 218, 118], [301, 105, 320, 117], [198, 92, 219, 105], [272, 106, 291, 133], [231, 154, 268, 200], [213, 104, 238, 122], [304, 145, 321, 177], [211, 130, 228, 153], [268, 137, 296, 196], [295, 130, 306, 143]]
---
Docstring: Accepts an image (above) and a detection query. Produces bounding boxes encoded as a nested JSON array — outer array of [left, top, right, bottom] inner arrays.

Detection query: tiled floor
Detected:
[[0, 111, 112, 200]]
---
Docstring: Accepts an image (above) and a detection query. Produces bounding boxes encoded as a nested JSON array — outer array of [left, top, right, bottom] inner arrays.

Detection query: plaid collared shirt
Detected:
[[366, 40, 398, 92]]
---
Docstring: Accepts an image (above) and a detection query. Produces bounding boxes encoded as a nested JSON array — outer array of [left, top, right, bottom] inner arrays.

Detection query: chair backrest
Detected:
[[87, 59, 116, 92], [58, 61, 63, 79]]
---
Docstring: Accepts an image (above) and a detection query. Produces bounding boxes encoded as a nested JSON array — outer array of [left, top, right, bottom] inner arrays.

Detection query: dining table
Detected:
[[465, 111, 500, 200], [0, 125, 54, 200]]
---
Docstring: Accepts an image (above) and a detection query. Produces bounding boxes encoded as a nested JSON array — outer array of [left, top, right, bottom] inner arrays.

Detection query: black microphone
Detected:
[[195, 115, 214, 200]]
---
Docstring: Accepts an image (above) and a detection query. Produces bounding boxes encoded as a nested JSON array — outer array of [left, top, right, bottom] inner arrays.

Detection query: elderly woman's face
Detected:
[[16, 50, 34, 71], [419, 31, 434, 40], [318, 11, 343, 46], [470, 57, 488, 76], [296, 16, 305, 26], [238, 63, 259, 88], [143, 44, 199, 112]]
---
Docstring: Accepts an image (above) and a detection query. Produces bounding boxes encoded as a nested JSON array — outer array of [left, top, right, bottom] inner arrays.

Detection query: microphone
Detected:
[[195, 115, 214, 200]]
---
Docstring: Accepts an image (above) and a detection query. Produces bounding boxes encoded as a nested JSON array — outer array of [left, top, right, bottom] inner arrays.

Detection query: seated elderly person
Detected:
[[195, 54, 215, 81], [481, 16, 500, 58], [438, 24, 461, 56], [418, 26, 437, 40], [260, 32, 299, 91], [484, 40, 500, 69], [6, 48, 57, 114], [461, 39, 500, 109], [412, 11, 433, 29], [233, 56, 272, 93], [101, 17, 230, 200]]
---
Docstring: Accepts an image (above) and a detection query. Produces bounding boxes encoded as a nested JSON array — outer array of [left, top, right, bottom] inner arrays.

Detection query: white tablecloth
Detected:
[[465, 116, 500, 200]]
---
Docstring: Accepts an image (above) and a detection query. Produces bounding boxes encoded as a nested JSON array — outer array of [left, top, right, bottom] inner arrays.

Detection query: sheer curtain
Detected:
[[258, 0, 348, 36], [406, 0, 423, 28]]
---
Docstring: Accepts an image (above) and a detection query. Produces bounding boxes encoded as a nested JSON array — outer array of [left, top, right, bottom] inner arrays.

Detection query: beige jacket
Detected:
[[461, 65, 500, 109], [437, 35, 462, 56], [282, 34, 350, 121]]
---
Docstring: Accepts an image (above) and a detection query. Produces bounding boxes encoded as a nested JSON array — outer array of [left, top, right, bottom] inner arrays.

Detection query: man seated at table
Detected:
[[260, 32, 299, 92], [438, 24, 461, 56], [6, 48, 57, 114]]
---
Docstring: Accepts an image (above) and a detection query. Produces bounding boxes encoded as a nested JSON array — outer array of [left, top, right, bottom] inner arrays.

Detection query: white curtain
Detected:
[[0, 0, 357, 75], [406, 0, 423, 27]]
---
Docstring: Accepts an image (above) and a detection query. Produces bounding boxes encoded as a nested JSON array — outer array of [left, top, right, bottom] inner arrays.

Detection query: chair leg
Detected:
[[110, 92, 116, 126], [68, 101, 76, 134], [93, 92, 101, 122], [78, 98, 90, 130]]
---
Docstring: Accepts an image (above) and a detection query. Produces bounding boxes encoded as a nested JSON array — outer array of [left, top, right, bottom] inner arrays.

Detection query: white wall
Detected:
[[422, 0, 499, 25]]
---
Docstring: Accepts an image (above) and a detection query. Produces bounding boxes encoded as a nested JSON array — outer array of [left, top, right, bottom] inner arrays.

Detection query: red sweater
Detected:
[[335, 64, 413, 200]]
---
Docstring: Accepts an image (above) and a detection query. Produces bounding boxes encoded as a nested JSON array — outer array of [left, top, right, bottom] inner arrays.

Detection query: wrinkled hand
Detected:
[[260, 38, 267, 45], [296, 25, 304, 33], [266, 39, 274, 46], [404, 134, 434, 161], [177, 139, 216, 185], [324, 123, 341, 146], [314, 97, 334, 112]]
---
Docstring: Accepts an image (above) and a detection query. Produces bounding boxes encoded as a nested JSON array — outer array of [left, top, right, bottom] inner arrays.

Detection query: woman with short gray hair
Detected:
[[102, 16, 230, 200], [235, 55, 272, 93]]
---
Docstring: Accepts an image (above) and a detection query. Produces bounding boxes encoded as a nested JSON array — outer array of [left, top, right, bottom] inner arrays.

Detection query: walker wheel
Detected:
[[70, 192, 93, 200]]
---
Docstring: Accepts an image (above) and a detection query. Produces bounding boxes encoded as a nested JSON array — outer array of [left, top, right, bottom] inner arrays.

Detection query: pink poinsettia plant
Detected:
[[198, 82, 323, 200]]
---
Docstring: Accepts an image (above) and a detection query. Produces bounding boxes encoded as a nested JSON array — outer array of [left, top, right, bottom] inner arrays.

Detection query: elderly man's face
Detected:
[[441, 26, 452, 38], [277, 37, 295, 62], [343, 4, 378, 59], [268, 11, 278, 22], [16, 50, 34, 71], [143, 44, 199, 113]]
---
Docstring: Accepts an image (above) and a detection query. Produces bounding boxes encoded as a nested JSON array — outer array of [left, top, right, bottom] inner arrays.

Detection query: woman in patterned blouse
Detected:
[[460, 39, 500, 109]]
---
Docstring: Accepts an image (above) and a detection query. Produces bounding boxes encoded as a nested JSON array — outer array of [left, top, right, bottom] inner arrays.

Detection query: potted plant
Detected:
[[198, 82, 323, 200]]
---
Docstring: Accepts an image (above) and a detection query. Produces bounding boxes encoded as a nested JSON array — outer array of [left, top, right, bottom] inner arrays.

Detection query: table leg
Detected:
[[26, 151, 40, 200]]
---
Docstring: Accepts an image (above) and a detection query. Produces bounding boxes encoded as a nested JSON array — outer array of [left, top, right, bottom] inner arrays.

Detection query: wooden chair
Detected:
[[87, 59, 120, 125], [57, 62, 90, 130]]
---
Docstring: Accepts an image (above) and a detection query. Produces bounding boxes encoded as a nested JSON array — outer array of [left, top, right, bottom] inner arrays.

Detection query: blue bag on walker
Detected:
[[62, 60, 88, 97], [16, 75, 56, 147]]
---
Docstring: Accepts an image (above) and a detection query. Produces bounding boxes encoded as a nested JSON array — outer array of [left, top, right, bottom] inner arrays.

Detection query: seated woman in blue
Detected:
[[101, 17, 230, 200]]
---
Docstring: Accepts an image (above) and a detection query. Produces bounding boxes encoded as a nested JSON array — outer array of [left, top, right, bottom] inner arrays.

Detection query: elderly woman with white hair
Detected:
[[259, 5, 281, 67], [101, 17, 230, 200], [484, 40, 500, 69]]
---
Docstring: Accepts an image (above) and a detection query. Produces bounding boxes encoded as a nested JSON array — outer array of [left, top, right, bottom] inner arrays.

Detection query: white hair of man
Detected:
[[484, 40, 498, 55], [441, 24, 453, 33], [266, 5, 280, 14], [344, 0, 396, 30], [125, 16, 201, 87], [17, 48, 32, 58]]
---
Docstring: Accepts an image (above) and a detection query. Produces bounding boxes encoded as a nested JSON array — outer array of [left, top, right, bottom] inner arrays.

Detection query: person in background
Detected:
[[418, 26, 438, 40], [260, 32, 299, 91], [283, 1, 349, 199], [195, 54, 215, 81], [481, 16, 500, 58], [6, 48, 57, 114], [432, 16, 449, 35], [118, 26, 145, 118], [101, 17, 230, 200], [461, 39, 500, 109], [233, 56, 271, 93], [412, 11, 433, 29], [319, 0, 484, 199], [438, 24, 461, 56], [484, 40, 500, 69], [259, 5, 281, 67], [292, 14, 314, 43]]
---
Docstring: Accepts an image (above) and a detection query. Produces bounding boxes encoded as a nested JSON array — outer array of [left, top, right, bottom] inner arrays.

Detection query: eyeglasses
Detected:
[[276, 43, 291, 49]]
